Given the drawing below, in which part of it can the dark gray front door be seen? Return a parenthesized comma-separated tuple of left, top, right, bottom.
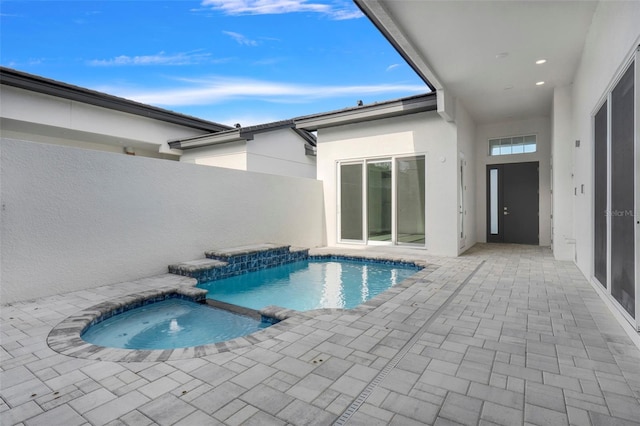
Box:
(487, 162, 539, 244)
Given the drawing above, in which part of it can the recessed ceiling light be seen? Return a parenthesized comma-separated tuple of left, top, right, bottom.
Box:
(536, 59, 547, 65)
(496, 52, 509, 59)
(536, 81, 545, 86)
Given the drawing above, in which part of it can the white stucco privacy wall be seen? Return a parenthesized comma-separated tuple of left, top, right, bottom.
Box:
(475, 117, 552, 246)
(0, 139, 325, 304)
(316, 111, 460, 256)
(568, 1, 640, 277)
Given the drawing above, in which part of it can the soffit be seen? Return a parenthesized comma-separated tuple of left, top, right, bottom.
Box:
(360, 0, 597, 124)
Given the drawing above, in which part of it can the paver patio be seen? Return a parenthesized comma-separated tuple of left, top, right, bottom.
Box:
(2, 244, 639, 425)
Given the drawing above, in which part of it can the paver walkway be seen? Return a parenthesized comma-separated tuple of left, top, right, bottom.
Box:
(2, 244, 639, 425)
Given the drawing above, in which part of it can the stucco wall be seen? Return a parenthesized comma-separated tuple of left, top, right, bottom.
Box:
(1, 138, 325, 304)
(247, 129, 317, 179)
(0, 85, 205, 158)
(178, 129, 316, 179)
(179, 141, 248, 170)
(551, 86, 575, 261)
(454, 100, 477, 254)
(475, 117, 552, 246)
(316, 111, 459, 256)
(570, 1, 640, 277)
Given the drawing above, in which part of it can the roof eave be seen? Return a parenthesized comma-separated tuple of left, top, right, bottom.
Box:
(354, 0, 440, 91)
(170, 120, 299, 150)
(169, 130, 245, 150)
(0, 67, 232, 133)
(295, 92, 437, 131)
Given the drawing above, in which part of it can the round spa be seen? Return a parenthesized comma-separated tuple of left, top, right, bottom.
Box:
(81, 297, 270, 350)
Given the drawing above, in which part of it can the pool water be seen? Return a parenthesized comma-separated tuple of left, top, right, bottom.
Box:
(198, 259, 420, 311)
(81, 298, 269, 350)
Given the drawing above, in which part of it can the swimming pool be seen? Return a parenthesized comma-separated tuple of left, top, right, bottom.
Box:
(197, 258, 420, 311)
(81, 298, 269, 350)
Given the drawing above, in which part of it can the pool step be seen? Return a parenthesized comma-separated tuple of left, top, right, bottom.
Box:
(168, 259, 228, 275)
(168, 243, 309, 283)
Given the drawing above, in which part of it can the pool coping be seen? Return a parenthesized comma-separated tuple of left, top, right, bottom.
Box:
(46, 254, 431, 362)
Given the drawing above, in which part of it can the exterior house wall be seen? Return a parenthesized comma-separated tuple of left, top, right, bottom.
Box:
(179, 141, 248, 170)
(475, 117, 552, 246)
(0, 139, 325, 304)
(569, 1, 640, 277)
(177, 129, 316, 179)
(247, 129, 317, 179)
(0, 85, 204, 158)
(551, 85, 575, 261)
(454, 99, 477, 254)
(316, 111, 460, 256)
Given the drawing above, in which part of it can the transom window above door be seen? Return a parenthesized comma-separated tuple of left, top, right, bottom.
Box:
(338, 155, 425, 246)
(489, 134, 536, 156)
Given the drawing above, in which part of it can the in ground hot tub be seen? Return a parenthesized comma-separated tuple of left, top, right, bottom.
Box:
(81, 297, 270, 350)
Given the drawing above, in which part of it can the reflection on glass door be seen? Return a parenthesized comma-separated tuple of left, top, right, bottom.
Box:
(396, 156, 425, 244)
(367, 161, 392, 243)
(340, 163, 363, 241)
(594, 101, 607, 288)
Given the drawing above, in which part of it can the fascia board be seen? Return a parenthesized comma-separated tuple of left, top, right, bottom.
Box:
(169, 130, 245, 149)
(0, 67, 231, 132)
(295, 95, 436, 131)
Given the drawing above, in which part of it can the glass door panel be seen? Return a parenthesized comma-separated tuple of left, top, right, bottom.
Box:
(396, 156, 425, 245)
(367, 161, 392, 243)
(489, 168, 499, 235)
(594, 101, 608, 288)
(340, 163, 363, 241)
(611, 62, 635, 318)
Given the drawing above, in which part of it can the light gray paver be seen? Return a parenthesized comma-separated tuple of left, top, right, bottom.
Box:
(24, 403, 86, 426)
(2, 244, 640, 426)
(138, 393, 196, 426)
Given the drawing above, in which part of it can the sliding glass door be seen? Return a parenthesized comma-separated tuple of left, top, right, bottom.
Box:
(593, 52, 638, 329)
(338, 156, 425, 246)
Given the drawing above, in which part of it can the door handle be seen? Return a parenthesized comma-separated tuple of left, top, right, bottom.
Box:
(504, 211, 510, 215)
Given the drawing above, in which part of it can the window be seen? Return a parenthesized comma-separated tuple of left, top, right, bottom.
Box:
(489, 135, 536, 156)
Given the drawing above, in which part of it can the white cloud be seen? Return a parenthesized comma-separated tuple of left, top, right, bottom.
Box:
(386, 64, 400, 72)
(214, 113, 283, 127)
(87, 51, 216, 66)
(201, 0, 362, 19)
(101, 75, 426, 107)
(222, 31, 259, 46)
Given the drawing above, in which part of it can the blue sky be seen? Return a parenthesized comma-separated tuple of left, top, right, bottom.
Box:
(1, 0, 428, 126)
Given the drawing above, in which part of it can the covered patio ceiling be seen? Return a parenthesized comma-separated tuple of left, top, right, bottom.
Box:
(357, 0, 598, 124)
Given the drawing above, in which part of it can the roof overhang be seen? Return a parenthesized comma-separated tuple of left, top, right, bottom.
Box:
(295, 92, 436, 131)
(169, 119, 305, 150)
(0, 67, 232, 133)
(355, 0, 598, 124)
